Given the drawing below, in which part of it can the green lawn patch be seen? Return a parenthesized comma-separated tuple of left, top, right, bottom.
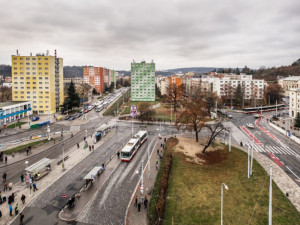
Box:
(6, 122, 27, 129)
(4, 139, 48, 155)
(149, 140, 300, 225)
(120, 100, 160, 116)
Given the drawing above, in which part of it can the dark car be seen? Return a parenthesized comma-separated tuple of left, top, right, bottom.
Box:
(68, 116, 75, 121)
(64, 116, 71, 120)
(31, 116, 39, 121)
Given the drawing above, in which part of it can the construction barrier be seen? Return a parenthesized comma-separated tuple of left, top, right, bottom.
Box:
(30, 120, 50, 130)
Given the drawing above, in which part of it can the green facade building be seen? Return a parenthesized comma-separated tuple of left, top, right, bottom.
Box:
(111, 70, 116, 89)
(131, 60, 155, 101)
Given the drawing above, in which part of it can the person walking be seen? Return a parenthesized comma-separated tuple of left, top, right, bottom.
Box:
(144, 197, 148, 209)
(2, 173, 7, 182)
(26, 148, 29, 156)
(4, 157, 7, 163)
(20, 174, 24, 182)
(11, 192, 15, 202)
(0, 210, 2, 218)
(20, 212, 24, 225)
(9, 204, 13, 216)
(92, 145, 94, 151)
(134, 195, 138, 207)
(21, 194, 26, 204)
(3, 182, 8, 191)
(117, 151, 120, 158)
(33, 182, 38, 191)
(89, 145, 91, 151)
(137, 202, 141, 213)
(77, 143, 79, 149)
(15, 203, 19, 215)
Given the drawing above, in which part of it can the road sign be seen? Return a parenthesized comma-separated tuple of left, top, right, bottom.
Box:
(62, 194, 66, 199)
(140, 185, 144, 194)
(288, 131, 291, 137)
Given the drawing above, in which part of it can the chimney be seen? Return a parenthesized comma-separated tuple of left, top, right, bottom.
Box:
(16, 50, 19, 56)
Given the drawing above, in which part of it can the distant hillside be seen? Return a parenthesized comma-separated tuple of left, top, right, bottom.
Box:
(0, 65, 11, 77)
(253, 59, 300, 81)
(164, 67, 217, 74)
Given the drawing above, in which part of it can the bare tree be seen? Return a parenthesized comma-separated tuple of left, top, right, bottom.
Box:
(167, 83, 184, 113)
(202, 120, 225, 153)
(176, 93, 208, 142)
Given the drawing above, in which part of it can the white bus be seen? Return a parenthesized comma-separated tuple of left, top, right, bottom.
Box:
(120, 131, 148, 162)
(96, 104, 104, 112)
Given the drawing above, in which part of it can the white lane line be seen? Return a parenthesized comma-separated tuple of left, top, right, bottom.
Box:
(273, 146, 283, 154)
(282, 146, 296, 156)
(251, 144, 261, 152)
(286, 166, 300, 180)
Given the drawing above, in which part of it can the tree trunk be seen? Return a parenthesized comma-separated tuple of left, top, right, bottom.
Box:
(202, 145, 209, 154)
(195, 131, 199, 142)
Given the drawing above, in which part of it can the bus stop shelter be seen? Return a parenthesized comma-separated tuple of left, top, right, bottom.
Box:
(83, 166, 102, 188)
(26, 158, 54, 179)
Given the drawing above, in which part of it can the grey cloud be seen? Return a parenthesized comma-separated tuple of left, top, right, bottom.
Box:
(0, 0, 299, 70)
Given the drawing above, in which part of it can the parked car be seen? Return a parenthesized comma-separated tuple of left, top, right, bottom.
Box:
(68, 116, 75, 121)
(64, 116, 71, 120)
(31, 116, 39, 121)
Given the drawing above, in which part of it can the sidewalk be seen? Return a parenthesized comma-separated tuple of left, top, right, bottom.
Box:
(225, 121, 300, 212)
(125, 136, 167, 225)
(1, 128, 116, 225)
(271, 118, 300, 143)
(59, 154, 120, 221)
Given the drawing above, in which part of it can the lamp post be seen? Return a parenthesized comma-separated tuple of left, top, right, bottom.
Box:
(62, 143, 65, 170)
(248, 144, 250, 179)
(228, 129, 231, 152)
(147, 141, 150, 180)
(25, 161, 28, 172)
(269, 165, 272, 225)
(251, 131, 261, 175)
(221, 183, 229, 225)
(140, 159, 144, 195)
(47, 124, 50, 141)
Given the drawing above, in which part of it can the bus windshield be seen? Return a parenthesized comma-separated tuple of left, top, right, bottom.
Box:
(121, 152, 130, 158)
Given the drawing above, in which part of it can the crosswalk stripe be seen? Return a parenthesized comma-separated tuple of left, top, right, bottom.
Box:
(273, 146, 283, 154)
(281, 146, 296, 156)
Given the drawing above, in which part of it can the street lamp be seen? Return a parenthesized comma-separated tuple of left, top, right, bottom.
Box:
(47, 125, 51, 141)
(221, 183, 229, 225)
(251, 131, 261, 175)
(62, 143, 65, 170)
(269, 165, 272, 225)
(140, 159, 144, 195)
(247, 144, 250, 179)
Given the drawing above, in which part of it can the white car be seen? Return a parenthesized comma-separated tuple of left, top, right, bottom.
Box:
(246, 123, 254, 129)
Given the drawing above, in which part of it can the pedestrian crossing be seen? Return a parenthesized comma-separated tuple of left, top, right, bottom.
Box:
(246, 143, 300, 159)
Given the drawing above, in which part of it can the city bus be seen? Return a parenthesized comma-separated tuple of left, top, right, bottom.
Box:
(120, 131, 148, 162)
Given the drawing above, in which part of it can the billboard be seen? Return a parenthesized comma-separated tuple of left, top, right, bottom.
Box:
(130, 105, 137, 118)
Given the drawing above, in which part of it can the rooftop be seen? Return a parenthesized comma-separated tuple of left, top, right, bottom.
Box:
(0, 101, 30, 108)
(281, 76, 300, 81)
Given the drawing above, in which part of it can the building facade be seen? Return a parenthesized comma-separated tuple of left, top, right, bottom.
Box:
(278, 76, 300, 96)
(83, 66, 104, 94)
(11, 52, 64, 115)
(131, 60, 155, 101)
(103, 68, 111, 87)
(289, 88, 300, 118)
(0, 101, 32, 124)
(156, 75, 168, 95)
(63, 77, 83, 86)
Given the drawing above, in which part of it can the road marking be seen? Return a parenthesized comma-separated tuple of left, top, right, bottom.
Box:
(286, 166, 300, 180)
(240, 126, 262, 145)
(268, 153, 284, 167)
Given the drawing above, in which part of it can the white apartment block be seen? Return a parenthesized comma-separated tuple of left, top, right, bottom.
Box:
(215, 74, 265, 100)
(289, 88, 300, 118)
(278, 76, 300, 96)
(156, 75, 169, 95)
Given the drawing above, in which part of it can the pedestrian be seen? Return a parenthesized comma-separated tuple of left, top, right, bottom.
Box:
(4, 157, 7, 163)
(157, 149, 159, 155)
(20, 174, 24, 182)
(11, 192, 15, 202)
(159, 154, 162, 161)
(21, 194, 26, 204)
(137, 202, 141, 213)
(71, 133, 73, 138)
(20, 212, 24, 225)
(117, 151, 120, 158)
(77, 143, 79, 149)
(3, 182, 8, 191)
(92, 145, 94, 151)
(8, 195, 12, 204)
(9, 204, 13, 216)
(2, 172, 7, 182)
(33, 182, 38, 191)
(134, 195, 138, 207)
(84, 137, 86, 141)
(89, 145, 91, 151)
(144, 197, 148, 209)
(15, 203, 19, 215)
(26, 148, 29, 156)
(0, 210, 2, 218)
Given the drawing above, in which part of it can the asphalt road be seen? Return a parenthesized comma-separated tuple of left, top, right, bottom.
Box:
(10, 122, 176, 225)
(230, 109, 300, 187)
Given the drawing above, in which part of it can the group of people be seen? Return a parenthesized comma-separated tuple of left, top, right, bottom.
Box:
(134, 195, 148, 213)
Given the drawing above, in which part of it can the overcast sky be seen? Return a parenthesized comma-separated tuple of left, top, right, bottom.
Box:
(0, 0, 299, 70)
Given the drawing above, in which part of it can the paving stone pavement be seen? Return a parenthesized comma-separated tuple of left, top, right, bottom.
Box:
(2, 129, 116, 225)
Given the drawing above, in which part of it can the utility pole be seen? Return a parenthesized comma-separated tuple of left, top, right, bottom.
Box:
(228, 129, 231, 152)
(269, 165, 272, 225)
(248, 145, 250, 179)
(62, 143, 65, 170)
(140, 159, 144, 195)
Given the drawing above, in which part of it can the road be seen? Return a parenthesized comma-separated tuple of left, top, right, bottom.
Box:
(11, 122, 176, 225)
(230, 110, 300, 187)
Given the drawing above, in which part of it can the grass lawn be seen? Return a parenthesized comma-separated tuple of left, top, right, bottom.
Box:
(6, 122, 27, 129)
(4, 139, 49, 155)
(120, 100, 161, 115)
(149, 139, 300, 225)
